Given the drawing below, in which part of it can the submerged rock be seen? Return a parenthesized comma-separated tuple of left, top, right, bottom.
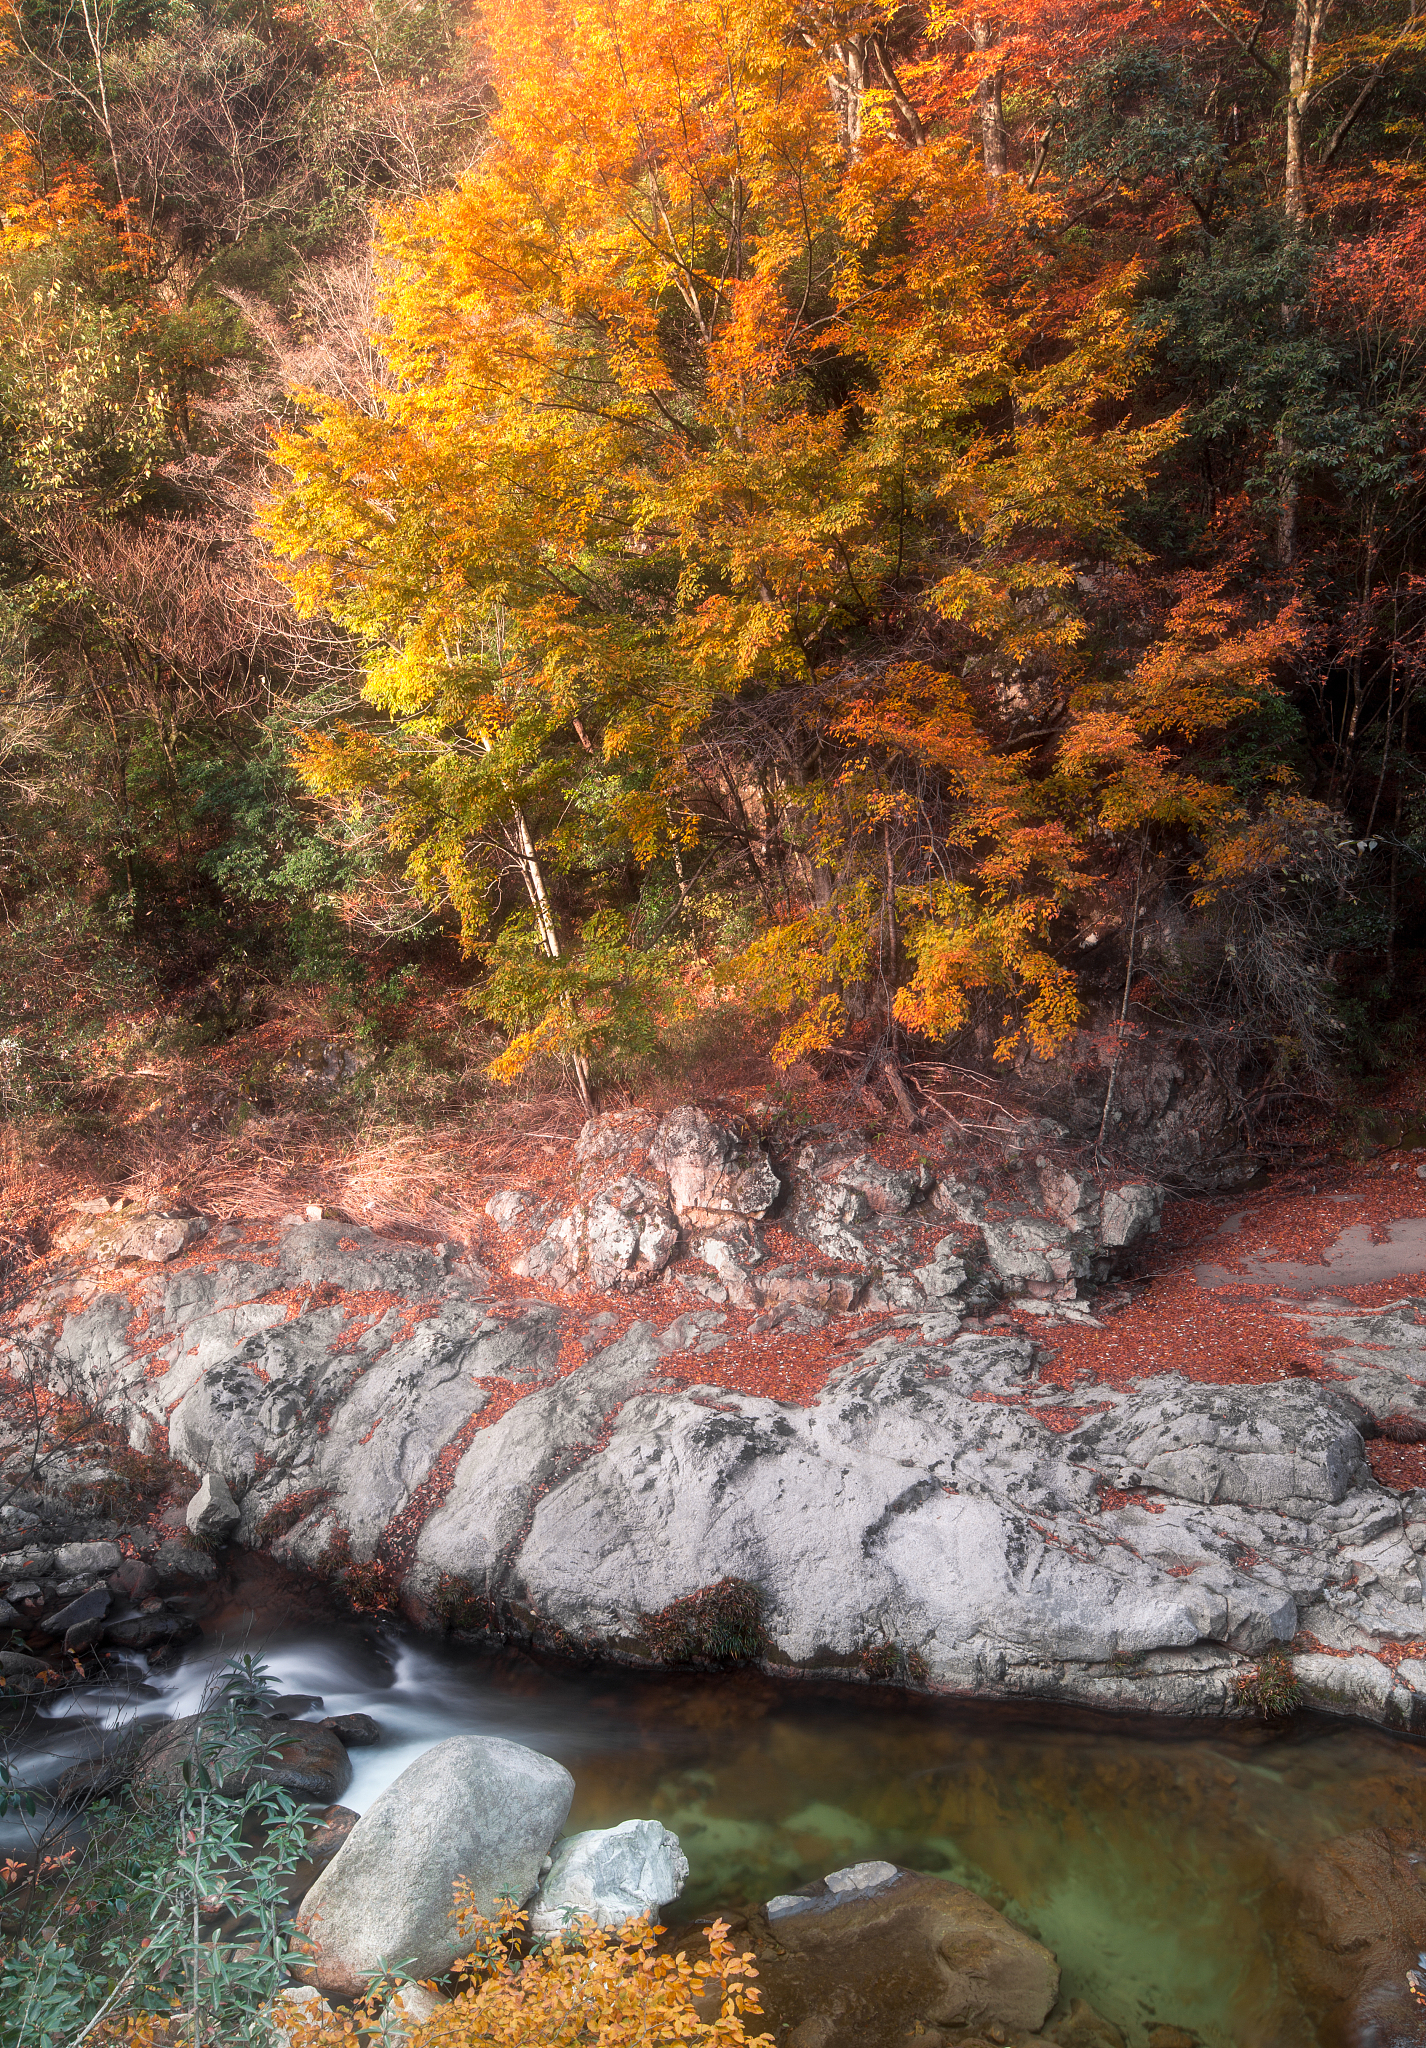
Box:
(1273, 1825, 1426, 2047)
(293, 1733, 573, 1995)
(749, 1863, 1059, 2047)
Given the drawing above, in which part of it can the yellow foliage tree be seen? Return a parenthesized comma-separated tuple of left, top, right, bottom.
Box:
(264, 0, 1196, 1087)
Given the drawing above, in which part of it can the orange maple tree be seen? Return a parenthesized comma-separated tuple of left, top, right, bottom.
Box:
(264, 0, 1317, 1092)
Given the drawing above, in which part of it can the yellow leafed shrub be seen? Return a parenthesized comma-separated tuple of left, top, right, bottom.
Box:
(284, 1891, 774, 2048)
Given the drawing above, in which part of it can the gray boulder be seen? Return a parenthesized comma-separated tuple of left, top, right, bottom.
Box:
(513, 1179, 680, 1293)
(979, 1212, 1093, 1290)
(530, 1819, 688, 1935)
(186, 1472, 240, 1542)
(649, 1108, 779, 1227)
(55, 1540, 120, 1576)
(1100, 1182, 1164, 1249)
(293, 1734, 574, 1995)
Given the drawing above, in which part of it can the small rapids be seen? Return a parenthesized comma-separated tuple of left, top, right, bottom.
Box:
(10, 1614, 1426, 2048)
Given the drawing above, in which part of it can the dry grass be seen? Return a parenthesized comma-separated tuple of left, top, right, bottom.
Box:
(0, 885, 1074, 1289)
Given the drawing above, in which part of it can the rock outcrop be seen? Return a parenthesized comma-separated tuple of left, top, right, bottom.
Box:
(503, 1109, 1162, 1317)
(293, 1734, 574, 1995)
(1014, 1019, 1253, 1189)
(13, 1109, 1426, 1727)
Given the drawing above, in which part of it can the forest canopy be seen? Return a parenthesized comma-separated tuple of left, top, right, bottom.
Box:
(3, 0, 1425, 1124)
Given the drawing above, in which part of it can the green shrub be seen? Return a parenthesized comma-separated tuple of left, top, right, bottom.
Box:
(857, 1640, 931, 1686)
(640, 1579, 768, 1667)
(0, 1655, 311, 2048)
(1234, 1651, 1303, 1718)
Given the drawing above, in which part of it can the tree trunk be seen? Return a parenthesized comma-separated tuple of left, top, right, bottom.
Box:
(1276, 418, 1300, 568)
(1276, 0, 1327, 566)
(512, 803, 595, 1115)
(1284, 0, 1328, 227)
(1095, 846, 1145, 1161)
(972, 18, 1008, 193)
(830, 34, 869, 158)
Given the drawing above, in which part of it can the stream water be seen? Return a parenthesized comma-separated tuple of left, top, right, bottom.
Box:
(11, 1608, 1426, 2048)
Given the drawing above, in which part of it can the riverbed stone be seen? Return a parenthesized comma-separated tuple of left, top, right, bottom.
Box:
(530, 1818, 689, 1934)
(1272, 1827, 1426, 2046)
(132, 1714, 352, 1804)
(748, 1866, 1059, 2047)
(320, 1712, 381, 1747)
(44, 1585, 109, 1637)
(150, 1538, 218, 1586)
(293, 1734, 574, 1995)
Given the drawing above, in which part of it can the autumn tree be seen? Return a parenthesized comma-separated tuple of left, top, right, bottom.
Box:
(266, 0, 1204, 1098)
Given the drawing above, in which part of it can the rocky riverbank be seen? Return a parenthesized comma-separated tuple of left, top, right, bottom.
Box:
(8, 1105, 1426, 1725)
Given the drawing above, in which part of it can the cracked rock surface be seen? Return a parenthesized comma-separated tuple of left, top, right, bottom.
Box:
(14, 1158, 1426, 1729)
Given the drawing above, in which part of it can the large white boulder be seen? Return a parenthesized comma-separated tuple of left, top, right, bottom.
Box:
(529, 1818, 689, 1935)
(293, 1735, 573, 1995)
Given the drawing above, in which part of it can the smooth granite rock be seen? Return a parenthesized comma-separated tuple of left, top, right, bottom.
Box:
(293, 1734, 573, 1995)
(530, 1819, 689, 1934)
